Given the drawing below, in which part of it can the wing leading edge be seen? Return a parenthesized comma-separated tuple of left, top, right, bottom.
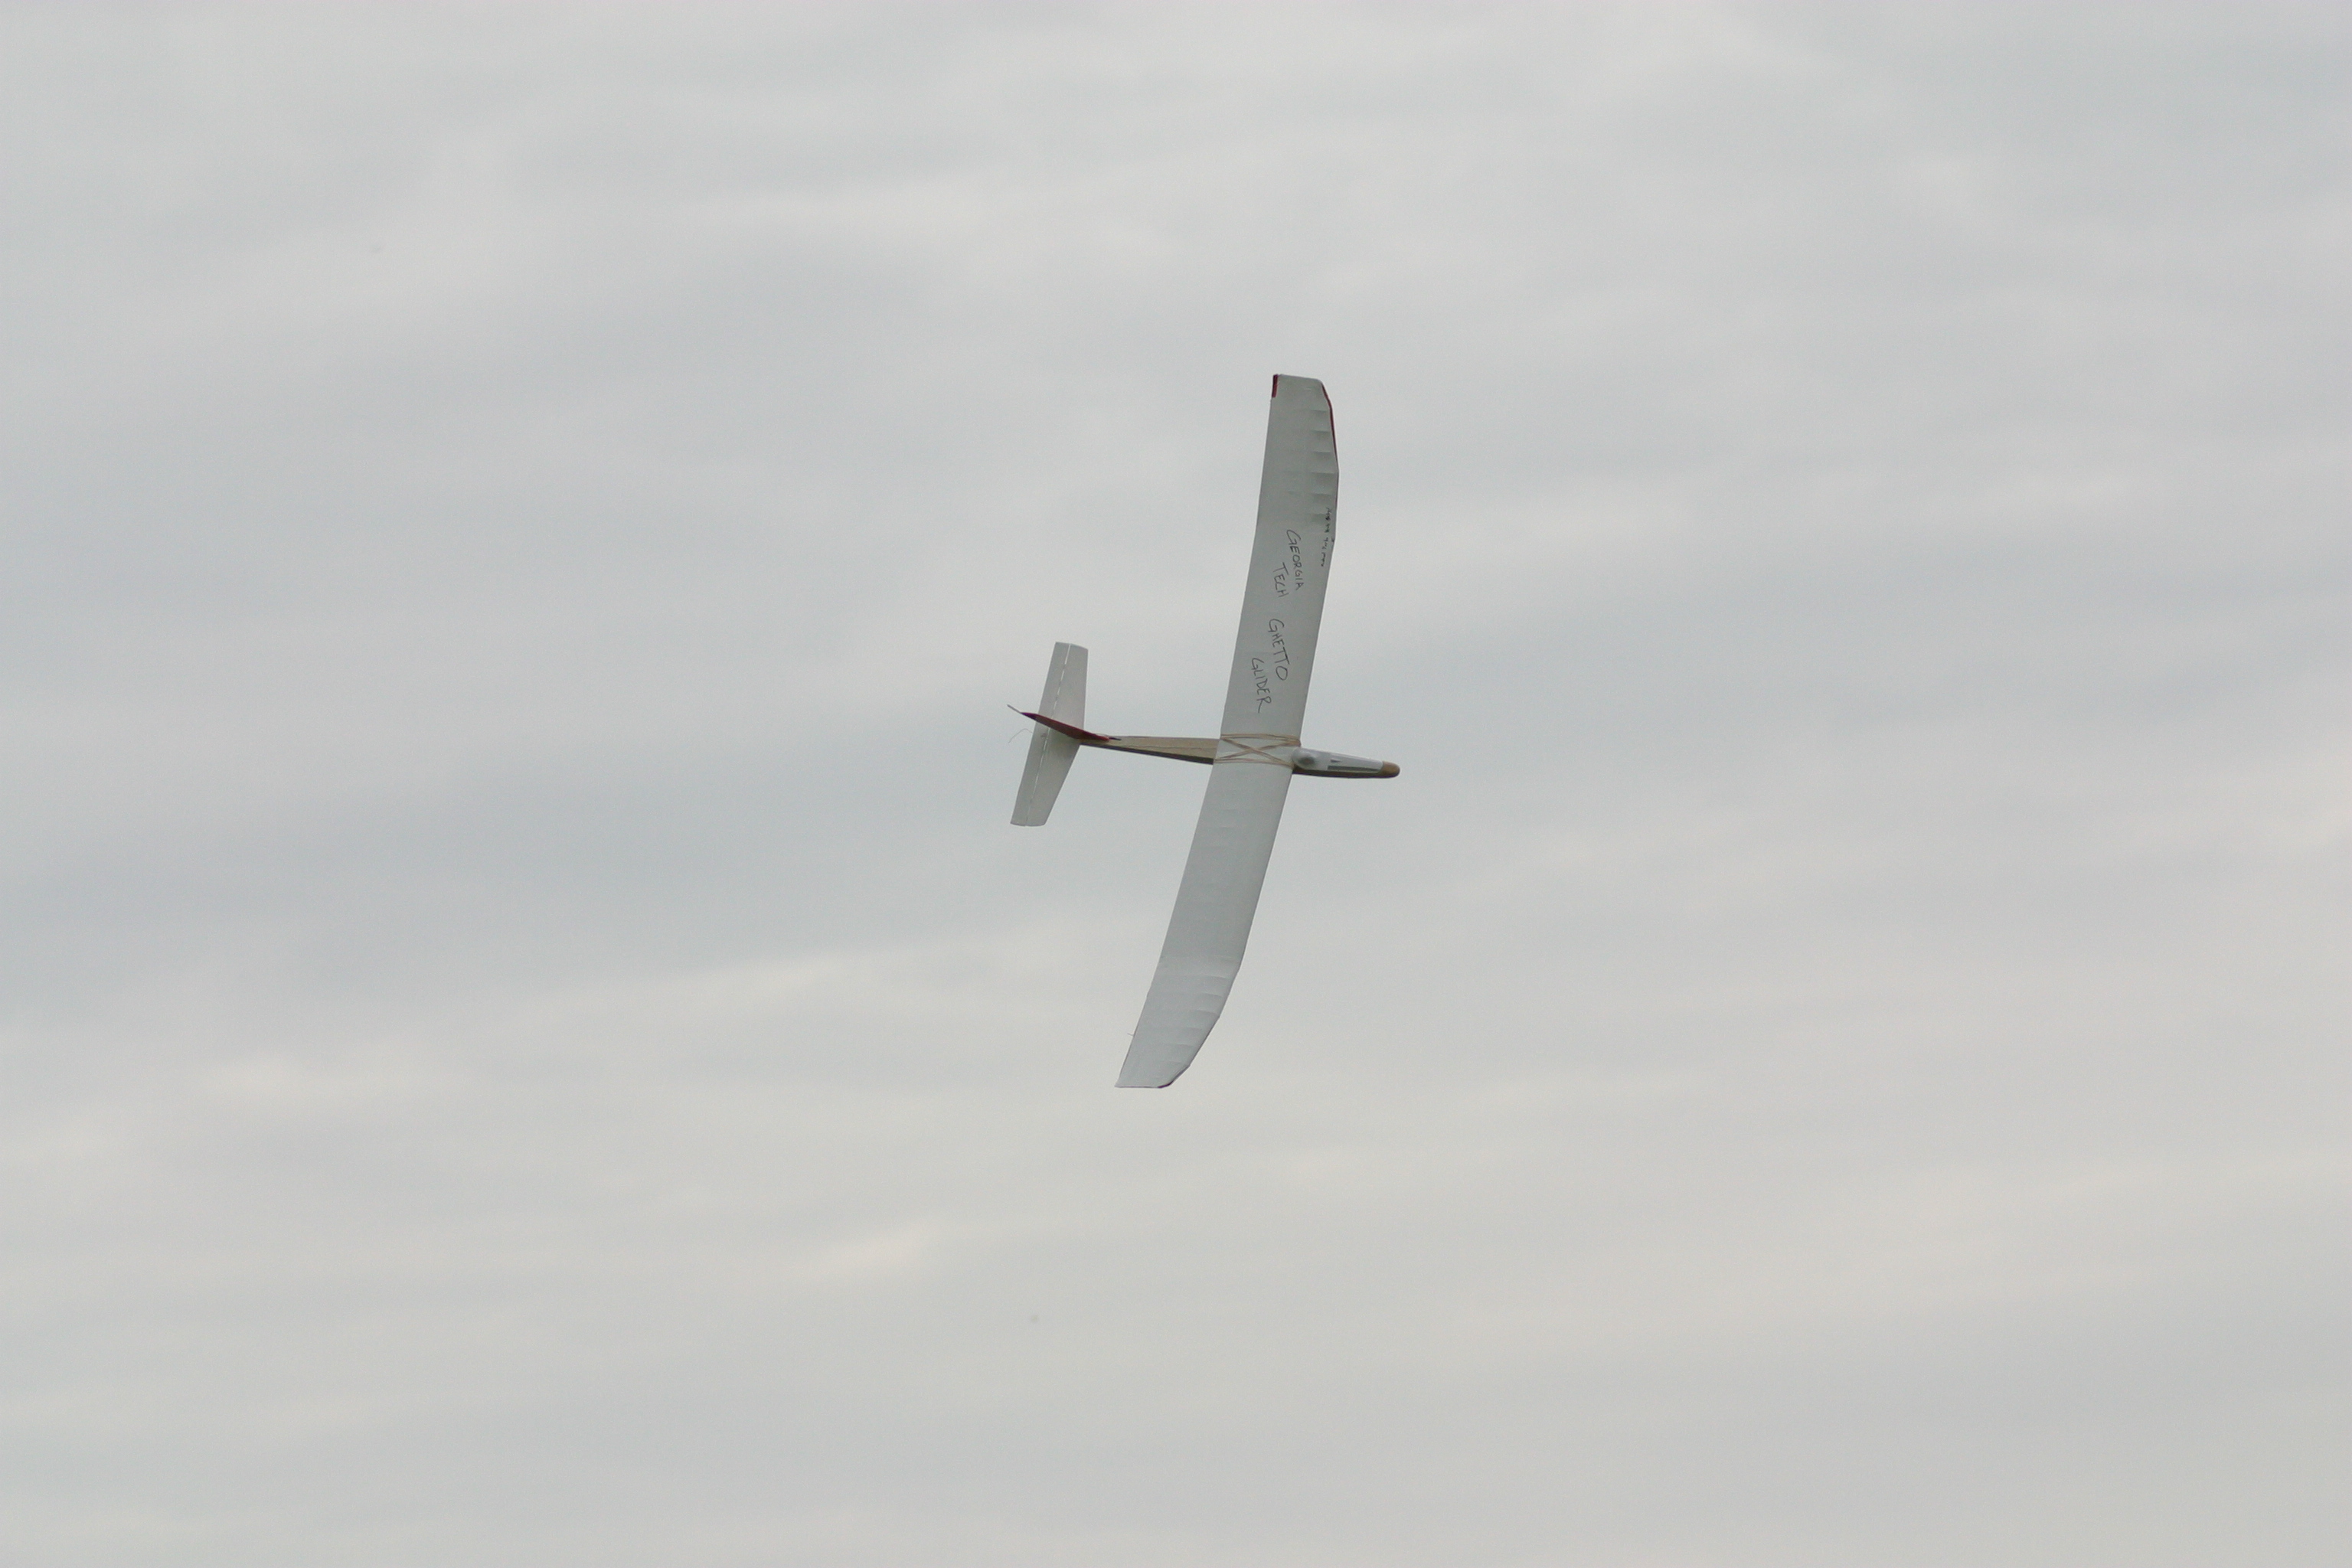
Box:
(1118, 374, 1338, 1088)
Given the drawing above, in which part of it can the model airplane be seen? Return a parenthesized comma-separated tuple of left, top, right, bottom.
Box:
(1010, 374, 1398, 1087)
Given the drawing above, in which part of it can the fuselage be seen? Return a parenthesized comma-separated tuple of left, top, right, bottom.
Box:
(1017, 710, 1397, 778)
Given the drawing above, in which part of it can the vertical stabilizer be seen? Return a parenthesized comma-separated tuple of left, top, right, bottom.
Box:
(1011, 642, 1087, 825)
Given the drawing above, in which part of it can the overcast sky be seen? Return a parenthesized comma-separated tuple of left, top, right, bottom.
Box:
(2, 5, 2345, 1565)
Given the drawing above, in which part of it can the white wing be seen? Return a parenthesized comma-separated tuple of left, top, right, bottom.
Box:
(1119, 375, 1338, 1087)
(1218, 376, 1340, 740)
(1116, 762, 1292, 1086)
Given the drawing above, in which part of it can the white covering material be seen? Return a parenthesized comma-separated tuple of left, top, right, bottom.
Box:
(1119, 375, 1337, 1087)
(1010, 642, 1086, 826)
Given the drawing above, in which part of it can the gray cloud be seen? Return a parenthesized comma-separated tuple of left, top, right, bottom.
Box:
(2, 5, 2344, 1564)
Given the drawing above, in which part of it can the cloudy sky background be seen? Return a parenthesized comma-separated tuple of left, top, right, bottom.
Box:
(2, 5, 2344, 1564)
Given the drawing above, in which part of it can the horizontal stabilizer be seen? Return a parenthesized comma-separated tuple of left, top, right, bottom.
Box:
(1011, 642, 1086, 826)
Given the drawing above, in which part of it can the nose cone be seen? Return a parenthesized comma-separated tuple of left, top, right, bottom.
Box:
(1292, 749, 1400, 778)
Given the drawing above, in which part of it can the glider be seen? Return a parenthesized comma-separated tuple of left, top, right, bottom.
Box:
(1009, 374, 1397, 1087)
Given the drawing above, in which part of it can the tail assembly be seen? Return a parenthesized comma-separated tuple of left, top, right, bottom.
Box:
(1010, 642, 1087, 825)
